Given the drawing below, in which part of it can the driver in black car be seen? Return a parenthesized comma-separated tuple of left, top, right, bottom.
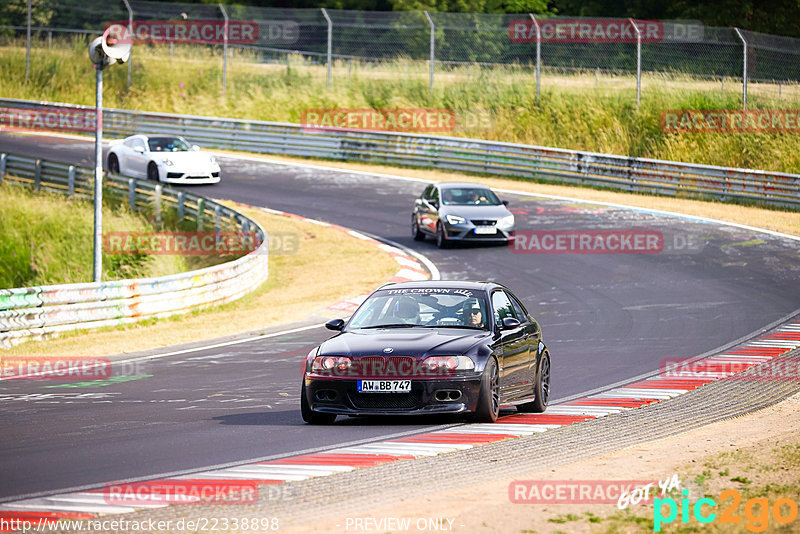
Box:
(463, 301, 485, 328)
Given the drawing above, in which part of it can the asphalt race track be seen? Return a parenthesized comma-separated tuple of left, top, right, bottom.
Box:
(2, 132, 799, 501)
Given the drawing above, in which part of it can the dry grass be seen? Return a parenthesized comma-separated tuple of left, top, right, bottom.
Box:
(3, 204, 398, 358)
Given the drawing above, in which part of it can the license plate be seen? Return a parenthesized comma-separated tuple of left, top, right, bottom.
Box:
(357, 380, 411, 393)
(475, 226, 497, 235)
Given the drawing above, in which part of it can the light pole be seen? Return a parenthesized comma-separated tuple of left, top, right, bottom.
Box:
(88, 24, 131, 282)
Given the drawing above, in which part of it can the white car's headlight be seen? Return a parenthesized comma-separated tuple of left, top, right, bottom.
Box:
(445, 214, 467, 225)
(498, 214, 515, 229)
(162, 158, 175, 167)
(208, 156, 216, 164)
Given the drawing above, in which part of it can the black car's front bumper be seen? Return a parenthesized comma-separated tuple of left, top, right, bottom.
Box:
(304, 375, 483, 416)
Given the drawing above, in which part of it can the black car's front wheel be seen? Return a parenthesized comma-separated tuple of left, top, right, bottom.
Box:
(473, 357, 499, 423)
(412, 215, 425, 241)
(518, 351, 550, 413)
(301, 382, 336, 425)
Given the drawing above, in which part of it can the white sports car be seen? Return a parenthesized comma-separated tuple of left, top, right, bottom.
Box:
(107, 134, 221, 184)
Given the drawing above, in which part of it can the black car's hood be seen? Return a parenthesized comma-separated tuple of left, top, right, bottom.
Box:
(319, 328, 490, 358)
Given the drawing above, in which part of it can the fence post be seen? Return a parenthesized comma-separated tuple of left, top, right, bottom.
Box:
(214, 204, 221, 232)
(197, 198, 205, 231)
(0, 153, 6, 183)
(424, 11, 434, 90)
(629, 18, 641, 106)
(128, 178, 136, 210)
(34, 159, 41, 191)
(122, 0, 133, 90)
(25, 0, 31, 81)
(321, 8, 332, 88)
(67, 165, 75, 197)
(528, 14, 541, 105)
(177, 191, 185, 220)
(734, 28, 748, 110)
(219, 3, 229, 93)
(154, 184, 162, 223)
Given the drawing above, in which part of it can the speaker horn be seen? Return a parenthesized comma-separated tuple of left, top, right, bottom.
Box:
(102, 24, 132, 64)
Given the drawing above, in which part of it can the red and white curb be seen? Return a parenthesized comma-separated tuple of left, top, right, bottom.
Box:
(3, 319, 798, 527)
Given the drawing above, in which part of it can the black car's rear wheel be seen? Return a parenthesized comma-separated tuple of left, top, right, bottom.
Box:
(412, 215, 425, 241)
(518, 351, 550, 413)
(436, 222, 450, 249)
(301, 382, 336, 425)
(473, 357, 499, 422)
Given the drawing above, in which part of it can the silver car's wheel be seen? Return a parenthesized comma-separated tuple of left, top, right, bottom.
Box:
(412, 216, 425, 241)
(436, 223, 449, 249)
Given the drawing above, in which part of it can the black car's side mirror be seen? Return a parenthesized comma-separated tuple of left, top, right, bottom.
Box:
(502, 200, 509, 206)
(501, 317, 521, 330)
(325, 318, 345, 331)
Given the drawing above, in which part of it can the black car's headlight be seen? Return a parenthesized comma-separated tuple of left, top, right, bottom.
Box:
(419, 355, 475, 375)
(311, 355, 353, 376)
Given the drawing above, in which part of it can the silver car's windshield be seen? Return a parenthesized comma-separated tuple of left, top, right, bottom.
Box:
(148, 137, 190, 152)
(348, 288, 489, 330)
(441, 188, 501, 206)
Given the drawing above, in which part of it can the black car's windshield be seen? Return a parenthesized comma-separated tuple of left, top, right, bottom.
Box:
(148, 137, 190, 152)
(348, 288, 490, 330)
(441, 187, 501, 206)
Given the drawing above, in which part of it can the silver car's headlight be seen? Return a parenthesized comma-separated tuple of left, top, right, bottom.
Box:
(445, 214, 467, 225)
(498, 214, 515, 229)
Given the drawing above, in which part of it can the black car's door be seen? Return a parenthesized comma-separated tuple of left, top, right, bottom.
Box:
(491, 290, 531, 400)
(508, 292, 541, 396)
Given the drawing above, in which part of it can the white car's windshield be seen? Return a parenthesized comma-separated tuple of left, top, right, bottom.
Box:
(441, 187, 501, 206)
(148, 137, 190, 152)
(348, 288, 489, 330)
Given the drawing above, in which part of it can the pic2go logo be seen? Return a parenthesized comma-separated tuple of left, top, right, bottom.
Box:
(654, 489, 799, 532)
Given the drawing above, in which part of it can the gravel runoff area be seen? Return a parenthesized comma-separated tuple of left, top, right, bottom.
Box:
(39, 346, 800, 534)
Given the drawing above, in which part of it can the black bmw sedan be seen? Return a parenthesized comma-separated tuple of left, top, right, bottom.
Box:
(301, 281, 550, 424)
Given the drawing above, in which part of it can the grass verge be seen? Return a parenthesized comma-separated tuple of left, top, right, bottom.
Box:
(2, 202, 399, 357)
(0, 183, 195, 287)
(4, 40, 800, 173)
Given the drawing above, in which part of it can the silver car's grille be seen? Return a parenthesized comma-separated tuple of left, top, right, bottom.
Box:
(471, 219, 497, 226)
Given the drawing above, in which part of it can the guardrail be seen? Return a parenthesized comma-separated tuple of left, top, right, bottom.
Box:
(0, 151, 269, 349)
(2, 97, 797, 209)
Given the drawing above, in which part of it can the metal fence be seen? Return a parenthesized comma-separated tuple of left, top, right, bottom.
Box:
(0, 149, 270, 348)
(2, 97, 797, 210)
(3, 1, 800, 106)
